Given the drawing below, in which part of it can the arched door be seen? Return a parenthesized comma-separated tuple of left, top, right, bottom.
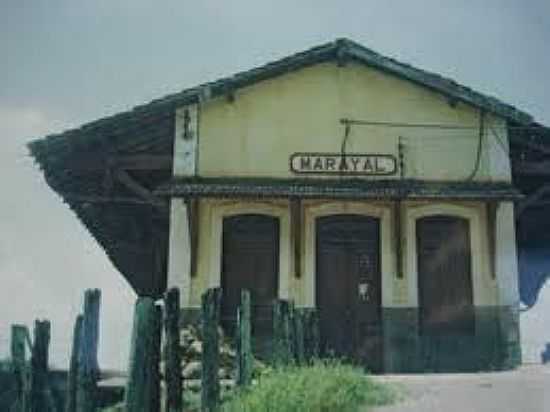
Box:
(417, 215, 474, 336)
(221, 214, 279, 339)
(316, 214, 382, 372)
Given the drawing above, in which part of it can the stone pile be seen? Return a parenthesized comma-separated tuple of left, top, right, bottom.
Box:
(177, 324, 236, 390)
(165, 323, 271, 393)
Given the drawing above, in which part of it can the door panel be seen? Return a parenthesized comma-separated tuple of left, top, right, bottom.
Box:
(417, 216, 474, 336)
(316, 215, 382, 371)
(221, 214, 279, 337)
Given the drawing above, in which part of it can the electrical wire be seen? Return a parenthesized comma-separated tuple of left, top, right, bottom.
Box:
(466, 112, 485, 181)
(341, 118, 478, 130)
(338, 115, 546, 181)
(340, 122, 351, 157)
(340, 118, 547, 132)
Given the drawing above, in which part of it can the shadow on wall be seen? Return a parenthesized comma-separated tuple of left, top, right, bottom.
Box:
(541, 344, 550, 364)
(518, 247, 550, 309)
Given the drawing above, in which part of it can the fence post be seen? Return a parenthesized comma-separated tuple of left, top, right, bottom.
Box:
(76, 289, 101, 412)
(304, 311, 320, 363)
(236, 289, 252, 387)
(293, 310, 305, 366)
(11, 324, 29, 412)
(201, 288, 221, 412)
(65, 314, 83, 412)
(273, 300, 293, 366)
(125, 297, 162, 412)
(164, 288, 182, 412)
(151, 304, 162, 412)
(29, 320, 51, 412)
(273, 300, 282, 365)
(288, 301, 296, 361)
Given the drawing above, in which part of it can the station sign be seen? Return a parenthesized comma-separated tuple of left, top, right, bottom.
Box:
(290, 153, 397, 176)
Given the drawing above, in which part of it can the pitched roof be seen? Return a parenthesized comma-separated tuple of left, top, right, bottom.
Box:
(29, 38, 534, 156)
(141, 37, 532, 123)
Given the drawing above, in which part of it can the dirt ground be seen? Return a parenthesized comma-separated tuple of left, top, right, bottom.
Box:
(370, 365, 550, 412)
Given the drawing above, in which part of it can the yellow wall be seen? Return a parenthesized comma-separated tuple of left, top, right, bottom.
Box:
(197, 62, 510, 181)
(167, 61, 515, 309)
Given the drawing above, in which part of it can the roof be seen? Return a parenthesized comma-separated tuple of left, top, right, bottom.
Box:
(29, 39, 533, 153)
(27, 38, 537, 297)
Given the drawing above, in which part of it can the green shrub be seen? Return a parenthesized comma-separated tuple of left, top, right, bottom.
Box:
(221, 360, 396, 412)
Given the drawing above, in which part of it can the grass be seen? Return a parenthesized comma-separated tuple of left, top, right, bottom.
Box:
(221, 360, 396, 412)
(100, 360, 397, 412)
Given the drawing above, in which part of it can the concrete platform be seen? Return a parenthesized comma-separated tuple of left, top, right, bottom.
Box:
(371, 365, 550, 412)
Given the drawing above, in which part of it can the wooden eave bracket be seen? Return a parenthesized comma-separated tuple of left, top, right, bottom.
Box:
(64, 154, 172, 171)
(290, 198, 302, 278)
(516, 184, 550, 218)
(513, 160, 550, 176)
(115, 169, 166, 210)
(186, 198, 199, 278)
(394, 201, 403, 279)
(510, 136, 550, 157)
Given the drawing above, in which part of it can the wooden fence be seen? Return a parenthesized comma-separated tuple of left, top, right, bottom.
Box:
(5, 287, 320, 412)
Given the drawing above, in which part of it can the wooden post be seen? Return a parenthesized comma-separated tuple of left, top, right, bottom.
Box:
(201, 288, 221, 412)
(293, 310, 305, 366)
(65, 315, 83, 412)
(125, 297, 163, 412)
(303, 311, 311, 363)
(164, 288, 182, 412)
(272, 300, 293, 366)
(11, 325, 29, 412)
(236, 290, 252, 387)
(287, 301, 296, 361)
(77, 289, 101, 412)
(303, 311, 320, 364)
(272, 300, 282, 365)
(29, 320, 51, 412)
(150, 304, 162, 412)
(310, 311, 320, 361)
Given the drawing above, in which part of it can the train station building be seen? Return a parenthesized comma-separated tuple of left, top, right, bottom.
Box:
(31, 39, 547, 372)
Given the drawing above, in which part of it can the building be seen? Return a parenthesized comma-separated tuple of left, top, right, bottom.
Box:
(29, 39, 547, 373)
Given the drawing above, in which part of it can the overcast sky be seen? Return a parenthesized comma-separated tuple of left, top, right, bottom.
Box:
(1, 1, 549, 370)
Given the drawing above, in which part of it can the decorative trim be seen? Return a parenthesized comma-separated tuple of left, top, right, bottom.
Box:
(157, 177, 522, 201)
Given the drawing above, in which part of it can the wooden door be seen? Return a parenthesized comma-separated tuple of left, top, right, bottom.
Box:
(221, 214, 279, 338)
(316, 215, 382, 371)
(417, 216, 474, 336)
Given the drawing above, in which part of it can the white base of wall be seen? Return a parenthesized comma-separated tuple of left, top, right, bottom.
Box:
(521, 280, 550, 363)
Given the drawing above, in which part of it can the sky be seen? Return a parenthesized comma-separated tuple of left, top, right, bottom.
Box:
(0, 1, 549, 370)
